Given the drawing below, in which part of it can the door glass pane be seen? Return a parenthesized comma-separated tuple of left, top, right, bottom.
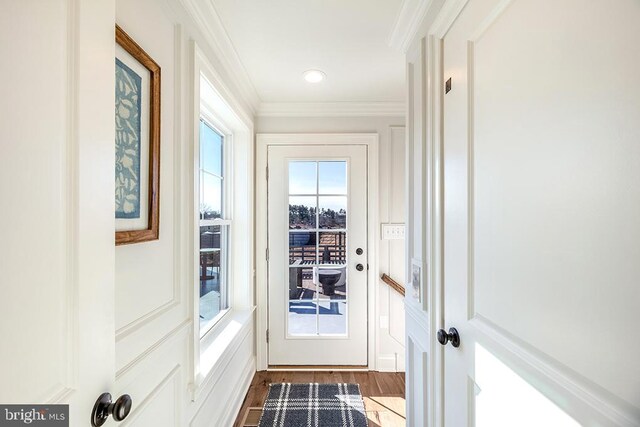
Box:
(316, 267, 343, 299)
(319, 161, 347, 194)
(318, 301, 347, 335)
(287, 160, 349, 337)
(289, 232, 316, 265)
(289, 267, 318, 300)
(317, 267, 347, 300)
(318, 232, 346, 265)
(289, 161, 317, 194)
(319, 196, 346, 229)
(332, 268, 347, 300)
(289, 196, 317, 229)
(288, 300, 318, 335)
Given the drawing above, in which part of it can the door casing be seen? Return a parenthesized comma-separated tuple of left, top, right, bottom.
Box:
(256, 133, 379, 371)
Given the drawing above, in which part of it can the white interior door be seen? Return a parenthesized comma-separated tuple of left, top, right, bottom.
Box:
(268, 145, 368, 366)
(0, 1, 116, 425)
(441, 0, 640, 425)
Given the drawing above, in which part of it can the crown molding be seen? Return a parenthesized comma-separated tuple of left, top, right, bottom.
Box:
(257, 102, 405, 118)
(387, 0, 435, 53)
(179, 0, 261, 116)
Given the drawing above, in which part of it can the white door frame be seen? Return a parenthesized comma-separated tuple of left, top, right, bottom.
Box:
(256, 133, 379, 370)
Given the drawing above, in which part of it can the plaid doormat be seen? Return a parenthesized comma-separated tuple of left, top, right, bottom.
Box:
(258, 383, 368, 427)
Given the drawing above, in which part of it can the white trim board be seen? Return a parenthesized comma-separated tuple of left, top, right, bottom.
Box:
(387, 0, 436, 53)
(178, 0, 260, 116)
(255, 133, 379, 371)
(257, 102, 405, 118)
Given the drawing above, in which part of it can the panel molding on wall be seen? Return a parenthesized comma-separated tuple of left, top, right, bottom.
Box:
(188, 334, 256, 427)
(116, 320, 190, 379)
(406, 334, 429, 427)
(115, 316, 189, 427)
(120, 366, 182, 427)
(470, 315, 640, 425)
(115, 21, 184, 343)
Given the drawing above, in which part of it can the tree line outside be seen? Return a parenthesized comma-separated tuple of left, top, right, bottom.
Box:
(289, 204, 346, 229)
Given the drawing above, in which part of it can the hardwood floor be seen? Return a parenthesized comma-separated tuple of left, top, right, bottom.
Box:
(233, 371, 406, 427)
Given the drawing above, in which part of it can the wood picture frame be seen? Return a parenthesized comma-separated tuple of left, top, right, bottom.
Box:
(115, 25, 161, 245)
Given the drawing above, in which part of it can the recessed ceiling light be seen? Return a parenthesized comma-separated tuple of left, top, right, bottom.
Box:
(303, 69, 326, 83)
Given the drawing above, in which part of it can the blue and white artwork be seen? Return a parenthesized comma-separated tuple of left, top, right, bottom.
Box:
(115, 58, 142, 219)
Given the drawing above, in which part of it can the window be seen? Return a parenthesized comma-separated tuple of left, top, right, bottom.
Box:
(192, 47, 253, 385)
(198, 119, 230, 336)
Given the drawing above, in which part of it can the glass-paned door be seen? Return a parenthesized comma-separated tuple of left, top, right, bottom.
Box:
(268, 145, 368, 365)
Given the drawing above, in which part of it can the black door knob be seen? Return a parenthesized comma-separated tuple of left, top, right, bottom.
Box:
(356, 248, 363, 255)
(437, 327, 460, 348)
(91, 393, 132, 426)
(356, 263, 364, 271)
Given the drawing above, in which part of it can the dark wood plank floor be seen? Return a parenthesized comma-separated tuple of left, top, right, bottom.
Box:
(233, 371, 406, 427)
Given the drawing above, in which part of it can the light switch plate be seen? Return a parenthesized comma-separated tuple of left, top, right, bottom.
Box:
(381, 223, 405, 240)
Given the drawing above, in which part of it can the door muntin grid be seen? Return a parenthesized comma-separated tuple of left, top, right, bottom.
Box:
(287, 160, 349, 337)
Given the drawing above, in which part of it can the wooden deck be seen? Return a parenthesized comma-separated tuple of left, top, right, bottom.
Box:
(234, 370, 406, 427)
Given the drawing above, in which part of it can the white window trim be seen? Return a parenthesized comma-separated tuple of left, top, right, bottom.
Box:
(190, 42, 255, 399)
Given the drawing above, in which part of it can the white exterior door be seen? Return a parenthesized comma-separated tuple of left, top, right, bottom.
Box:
(0, 1, 116, 425)
(440, 0, 640, 425)
(268, 145, 368, 366)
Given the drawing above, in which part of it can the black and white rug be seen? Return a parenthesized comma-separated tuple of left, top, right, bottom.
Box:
(258, 383, 368, 427)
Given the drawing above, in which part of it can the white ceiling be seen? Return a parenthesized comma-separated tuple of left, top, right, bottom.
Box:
(210, 0, 406, 105)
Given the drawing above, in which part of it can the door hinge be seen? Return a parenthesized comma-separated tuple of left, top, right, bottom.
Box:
(266, 248, 269, 261)
(266, 166, 269, 181)
(266, 329, 269, 343)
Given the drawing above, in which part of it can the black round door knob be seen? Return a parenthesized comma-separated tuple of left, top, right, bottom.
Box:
(91, 393, 132, 426)
(356, 263, 364, 271)
(356, 248, 363, 255)
(437, 327, 460, 348)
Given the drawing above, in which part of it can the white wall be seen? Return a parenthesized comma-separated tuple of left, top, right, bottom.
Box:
(114, 1, 254, 426)
(256, 116, 406, 371)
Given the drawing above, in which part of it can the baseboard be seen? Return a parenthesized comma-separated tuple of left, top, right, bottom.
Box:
(268, 365, 368, 371)
(377, 354, 398, 372)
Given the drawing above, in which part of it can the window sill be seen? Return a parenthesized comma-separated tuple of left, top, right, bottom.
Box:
(191, 307, 255, 401)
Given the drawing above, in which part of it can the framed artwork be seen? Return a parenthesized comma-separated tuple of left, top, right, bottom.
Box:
(411, 258, 422, 303)
(115, 25, 161, 245)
